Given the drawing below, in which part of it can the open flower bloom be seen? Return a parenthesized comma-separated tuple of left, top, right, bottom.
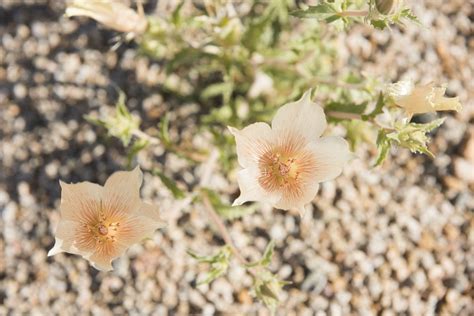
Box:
(48, 167, 164, 271)
(387, 81, 462, 117)
(66, 0, 148, 35)
(229, 90, 351, 215)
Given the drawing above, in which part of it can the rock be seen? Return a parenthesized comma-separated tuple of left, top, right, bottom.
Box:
(454, 157, 474, 183)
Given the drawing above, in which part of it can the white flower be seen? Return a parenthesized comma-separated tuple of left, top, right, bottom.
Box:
(387, 81, 462, 117)
(48, 167, 164, 271)
(229, 90, 352, 215)
(66, 0, 147, 35)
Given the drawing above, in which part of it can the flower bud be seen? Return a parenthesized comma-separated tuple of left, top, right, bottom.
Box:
(387, 80, 462, 117)
(66, 0, 148, 35)
(375, 0, 400, 15)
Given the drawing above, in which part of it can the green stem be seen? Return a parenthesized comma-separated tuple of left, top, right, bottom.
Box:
(326, 111, 395, 131)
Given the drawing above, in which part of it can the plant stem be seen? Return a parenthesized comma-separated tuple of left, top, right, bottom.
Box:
(201, 191, 250, 267)
(326, 110, 396, 131)
(197, 149, 256, 275)
(132, 128, 207, 162)
(337, 10, 369, 17)
(132, 129, 160, 145)
(326, 111, 360, 120)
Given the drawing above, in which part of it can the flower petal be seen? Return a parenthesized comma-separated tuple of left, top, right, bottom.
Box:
(395, 85, 434, 115)
(87, 241, 129, 272)
(306, 136, 352, 183)
(271, 90, 327, 141)
(233, 165, 281, 206)
(48, 220, 90, 257)
(112, 213, 163, 249)
(228, 123, 274, 168)
(136, 202, 166, 227)
(66, 0, 147, 34)
(274, 182, 320, 216)
(431, 86, 462, 112)
(59, 180, 103, 221)
(89, 253, 114, 272)
(103, 166, 143, 215)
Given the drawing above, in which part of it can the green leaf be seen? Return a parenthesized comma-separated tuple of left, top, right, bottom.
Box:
(253, 270, 288, 313)
(86, 92, 140, 147)
(187, 246, 232, 285)
(343, 120, 374, 151)
(201, 188, 257, 220)
(153, 169, 186, 199)
(245, 240, 276, 268)
(126, 138, 149, 168)
(201, 82, 234, 100)
(171, 1, 186, 26)
(389, 118, 445, 157)
(374, 129, 391, 166)
(370, 19, 389, 30)
(260, 240, 275, 267)
(158, 114, 171, 145)
(399, 8, 420, 24)
(374, 118, 445, 166)
(363, 92, 385, 120)
(326, 100, 368, 122)
(84, 114, 107, 128)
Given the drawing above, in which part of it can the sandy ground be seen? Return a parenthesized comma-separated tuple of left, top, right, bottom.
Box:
(0, 0, 473, 315)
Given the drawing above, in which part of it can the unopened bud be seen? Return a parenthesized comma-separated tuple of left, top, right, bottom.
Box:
(66, 0, 147, 35)
(375, 0, 400, 15)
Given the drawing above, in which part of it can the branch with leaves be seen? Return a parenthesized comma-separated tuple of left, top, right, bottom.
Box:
(51, 0, 464, 312)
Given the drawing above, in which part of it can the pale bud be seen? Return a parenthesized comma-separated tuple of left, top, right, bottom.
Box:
(375, 0, 402, 15)
(66, 0, 147, 35)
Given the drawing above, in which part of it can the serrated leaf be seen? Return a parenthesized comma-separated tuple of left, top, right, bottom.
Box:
(188, 246, 232, 285)
(399, 8, 419, 24)
(390, 118, 445, 157)
(370, 19, 389, 30)
(253, 270, 287, 313)
(363, 92, 385, 120)
(260, 240, 275, 267)
(374, 118, 445, 165)
(245, 240, 276, 268)
(153, 169, 186, 199)
(374, 130, 391, 166)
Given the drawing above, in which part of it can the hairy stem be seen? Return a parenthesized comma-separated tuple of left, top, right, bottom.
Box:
(132, 129, 160, 145)
(198, 151, 257, 276)
(201, 191, 251, 267)
(132, 128, 207, 162)
(338, 10, 369, 17)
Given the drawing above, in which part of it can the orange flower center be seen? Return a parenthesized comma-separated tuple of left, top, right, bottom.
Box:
(259, 150, 300, 191)
(92, 221, 120, 243)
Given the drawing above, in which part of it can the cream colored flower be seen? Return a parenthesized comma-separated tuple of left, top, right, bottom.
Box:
(387, 81, 462, 117)
(66, 0, 147, 35)
(229, 91, 352, 215)
(48, 167, 164, 271)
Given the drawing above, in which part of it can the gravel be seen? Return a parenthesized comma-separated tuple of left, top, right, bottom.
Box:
(1, 0, 473, 315)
